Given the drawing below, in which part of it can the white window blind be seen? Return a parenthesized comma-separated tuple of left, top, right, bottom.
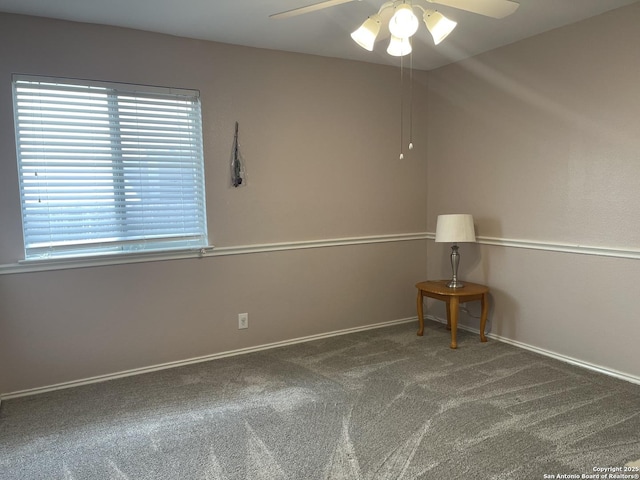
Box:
(12, 75, 208, 260)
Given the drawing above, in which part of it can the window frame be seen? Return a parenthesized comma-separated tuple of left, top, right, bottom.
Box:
(12, 74, 209, 262)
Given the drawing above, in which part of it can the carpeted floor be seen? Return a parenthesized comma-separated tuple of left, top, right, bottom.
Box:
(1, 320, 639, 479)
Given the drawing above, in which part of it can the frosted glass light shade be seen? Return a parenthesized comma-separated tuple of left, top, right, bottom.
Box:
(351, 15, 381, 51)
(424, 11, 457, 45)
(386, 35, 412, 57)
(435, 214, 476, 243)
(389, 4, 419, 38)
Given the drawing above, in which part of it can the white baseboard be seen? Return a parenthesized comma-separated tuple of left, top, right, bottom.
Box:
(426, 315, 640, 386)
(3, 314, 638, 403)
(0, 317, 417, 401)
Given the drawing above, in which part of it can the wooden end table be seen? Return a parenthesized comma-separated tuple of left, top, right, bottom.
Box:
(415, 280, 489, 349)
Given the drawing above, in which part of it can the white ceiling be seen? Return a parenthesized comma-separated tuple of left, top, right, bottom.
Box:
(0, 0, 637, 70)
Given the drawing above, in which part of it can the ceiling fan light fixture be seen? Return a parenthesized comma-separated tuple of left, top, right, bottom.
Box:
(388, 4, 419, 38)
(424, 10, 457, 45)
(350, 14, 381, 51)
(386, 35, 412, 57)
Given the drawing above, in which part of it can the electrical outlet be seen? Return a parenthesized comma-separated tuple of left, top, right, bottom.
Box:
(238, 313, 248, 330)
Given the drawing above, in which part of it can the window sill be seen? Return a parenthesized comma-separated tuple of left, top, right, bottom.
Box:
(0, 247, 215, 275)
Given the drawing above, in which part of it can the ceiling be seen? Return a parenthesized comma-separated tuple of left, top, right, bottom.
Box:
(0, 0, 637, 70)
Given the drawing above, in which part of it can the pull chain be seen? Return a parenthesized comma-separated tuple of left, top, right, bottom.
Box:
(409, 42, 414, 151)
(399, 53, 404, 160)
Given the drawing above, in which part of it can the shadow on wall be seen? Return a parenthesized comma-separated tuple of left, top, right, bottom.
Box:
(423, 283, 519, 340)
(458, 285, 519, 339)
(467, 217, 521, 339)
(473, 215, 502, 281)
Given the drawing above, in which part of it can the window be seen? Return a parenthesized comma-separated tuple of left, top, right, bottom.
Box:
(12, 75, 208, 260)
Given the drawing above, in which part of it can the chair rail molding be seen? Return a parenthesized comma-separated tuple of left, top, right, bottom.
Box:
(0, 232, 429, 275)
(426, 233, 640, 261)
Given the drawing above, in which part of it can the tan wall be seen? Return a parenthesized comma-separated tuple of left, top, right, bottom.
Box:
(426, 3, 640, 379)
(4, 3, 639, 396)
(0, 14, 429, 394)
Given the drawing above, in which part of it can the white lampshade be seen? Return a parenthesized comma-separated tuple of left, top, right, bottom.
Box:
(435, 214, 476, 243)
(389, 4, 419, 38)
(351, 15, 381, 51)
(386, 35, 412, 57)
(423, 11, 457, 45)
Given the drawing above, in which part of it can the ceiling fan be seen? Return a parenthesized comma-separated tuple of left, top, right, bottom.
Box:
(271, 0, 519, 159)
(271, 0, 519, 20)
(271, 0, 520, 56)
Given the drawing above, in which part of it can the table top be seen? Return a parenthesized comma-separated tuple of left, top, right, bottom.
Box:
(416, 280, 489, 296)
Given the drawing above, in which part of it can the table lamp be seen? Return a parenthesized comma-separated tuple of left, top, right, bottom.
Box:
(435, 214, 476, 288)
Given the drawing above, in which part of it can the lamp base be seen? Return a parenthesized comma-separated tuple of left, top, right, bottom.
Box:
(447, 244, 465, 288)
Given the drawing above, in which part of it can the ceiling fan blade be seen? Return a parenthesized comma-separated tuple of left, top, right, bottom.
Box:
(270, 0, 357, 19)
(429, 0, 519, 19)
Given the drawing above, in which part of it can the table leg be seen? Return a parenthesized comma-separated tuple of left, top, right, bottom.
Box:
(449, 297, 459, 349)
(416, 290, 424, 336)
(480, 292, 488, 343)
(445, 301, 451, 331)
